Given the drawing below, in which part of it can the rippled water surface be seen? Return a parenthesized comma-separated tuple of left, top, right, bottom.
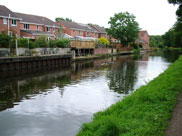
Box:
(0, 50, 181, 136)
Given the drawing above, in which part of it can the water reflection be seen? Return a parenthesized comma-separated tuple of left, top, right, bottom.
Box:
(107, 56, 138, 94)
(0, 50, 182, 136)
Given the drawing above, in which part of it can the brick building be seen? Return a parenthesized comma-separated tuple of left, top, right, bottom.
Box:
(57, 20, 99, 39)
(89, 24, 108, 39)
(0, 5, 21, 37)
(0, 5, 59, 39)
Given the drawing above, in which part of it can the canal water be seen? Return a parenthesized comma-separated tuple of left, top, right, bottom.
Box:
(0, 50, 181, 136)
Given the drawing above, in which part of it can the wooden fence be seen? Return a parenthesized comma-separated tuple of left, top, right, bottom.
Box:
(70, 40, 95, 49)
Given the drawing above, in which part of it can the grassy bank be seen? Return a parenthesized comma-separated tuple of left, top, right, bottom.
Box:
(77, 56, 182, 136)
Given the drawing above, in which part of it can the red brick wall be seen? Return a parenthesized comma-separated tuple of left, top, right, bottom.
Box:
(139, 32, 150, 46)
(20, 31, 33, 38)
(0, 18, 21, 37)
(94, 48, 109, 55)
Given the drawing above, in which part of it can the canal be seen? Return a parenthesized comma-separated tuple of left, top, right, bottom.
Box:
(0, 50, 181, 136)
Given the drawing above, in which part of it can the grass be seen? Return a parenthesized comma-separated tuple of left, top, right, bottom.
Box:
(77, 56, 182, 136)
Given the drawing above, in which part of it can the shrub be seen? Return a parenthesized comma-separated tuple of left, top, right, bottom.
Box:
(18, 38, 29, 48)
(29, 40, 36, 49)
(0, 31, 10, 48)
(35, 35, 48, 48)
(49, 39, 57, 48)
(98, 37, 110, 46)
(56, 38, 70, 48)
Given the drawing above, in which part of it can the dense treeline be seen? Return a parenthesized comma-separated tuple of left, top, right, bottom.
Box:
(163, 0, 182, 48)
(149, 1, 182, 48)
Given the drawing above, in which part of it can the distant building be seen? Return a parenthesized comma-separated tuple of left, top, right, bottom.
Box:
(138, 30, 150, 49)
(89, 24, 108, 39)
(0, 5, 21, 37)
(57, 20, 99, 39)
(0, 5, 59, 39)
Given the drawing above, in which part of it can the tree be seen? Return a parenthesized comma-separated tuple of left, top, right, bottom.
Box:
(162, 29, 175, 47)
(107, 12, 140, 46)
(168, 0, 182, 20)
(98, 37, 110, 46)
(0, 31, 10, 48)
(55, 17, 72, 22)
(149, 35, 164, 48)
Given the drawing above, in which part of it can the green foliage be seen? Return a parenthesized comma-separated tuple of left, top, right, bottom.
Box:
(35, 35, 48, 48)
(168, 0, 182, 20)
(150, 35, 164, 48)
(0, 31, 10, 48)
(107, 12, 140, 46)
(49, 39, 57, 48)
(98, 37, 110, 46)
(55, 38, 70, 48)
(77, 56, 182, 136)
(18, 38, 29, 48)
(55, 17, 72, 22)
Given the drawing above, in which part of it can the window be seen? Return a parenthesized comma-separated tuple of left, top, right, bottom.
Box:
(3, 18, 7, 25)
(47, 27, 51, 32)
(87, 32, 89, 36)
(11, 19, 17, 26)
(53, 28, 55, 32)
(79, 30, 82, 36)
(37, 25, 39, 30)
(24, 24, 30, 30)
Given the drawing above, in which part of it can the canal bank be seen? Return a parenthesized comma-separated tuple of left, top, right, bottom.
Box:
(0, 54, 72, 71)
(77, 56, 182, 136)
(73, 50, 153, 62)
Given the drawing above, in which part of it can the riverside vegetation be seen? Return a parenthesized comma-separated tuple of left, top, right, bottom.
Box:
(77, 56, 182, 136)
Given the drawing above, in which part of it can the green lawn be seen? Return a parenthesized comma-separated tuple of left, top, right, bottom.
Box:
(77, 56, 182, 136)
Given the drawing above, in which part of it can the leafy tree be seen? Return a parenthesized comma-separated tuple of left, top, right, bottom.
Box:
(149, 35, 164, 48)
(0, 31, 10, 48)
(168, 0, 182, 20)
(18, 38, 29, 48)
(162, 29, 175, 47)
(49, 39, 57, 48)
(98, 37, 110, 46)
(55, 17, 72, 22)
(56, 38, 70, 48)
(35, 35, 48, 48)
(107, 12, 140, 46)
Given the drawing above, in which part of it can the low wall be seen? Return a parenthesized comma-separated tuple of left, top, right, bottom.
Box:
(0, 48, 10, 57)
(0, 48, 71, 57)
(94, 48, 117, 55)
(31, 48, 71, 56)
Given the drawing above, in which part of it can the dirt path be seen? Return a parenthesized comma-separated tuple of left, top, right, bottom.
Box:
(165, 93, 182, 136)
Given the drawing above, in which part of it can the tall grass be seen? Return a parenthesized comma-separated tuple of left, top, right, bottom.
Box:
(77, 56, 182, 136)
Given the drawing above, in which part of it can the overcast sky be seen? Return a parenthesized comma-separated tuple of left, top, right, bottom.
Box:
(0, 0, 178, 35)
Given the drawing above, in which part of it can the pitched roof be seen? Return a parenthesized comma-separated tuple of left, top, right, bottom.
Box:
(90, 25, 107, 33)
(21, 30, 55, 36)
(139, 30, 148, 37)
(59, 20, 97, 32)
(15, 12, 59, 27)
(0, 5, 21, 19)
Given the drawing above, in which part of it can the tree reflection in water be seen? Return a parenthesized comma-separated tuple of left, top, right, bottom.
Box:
(107, 56, 138, 94)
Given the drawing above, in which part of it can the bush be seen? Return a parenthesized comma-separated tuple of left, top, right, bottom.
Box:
(98, 37, 110, 46)
(56, 38, 70, 48)
(18, 38, 29, 48)
(35, 35, 48, 48)
(0, 31, 10, 48)
(49, 39, 57, 48)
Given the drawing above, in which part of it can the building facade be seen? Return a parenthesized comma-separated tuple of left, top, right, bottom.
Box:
(0, 5, 59, 39)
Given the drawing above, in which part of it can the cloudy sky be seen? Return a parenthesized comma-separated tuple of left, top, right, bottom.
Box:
(0, 0, 178, 35)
